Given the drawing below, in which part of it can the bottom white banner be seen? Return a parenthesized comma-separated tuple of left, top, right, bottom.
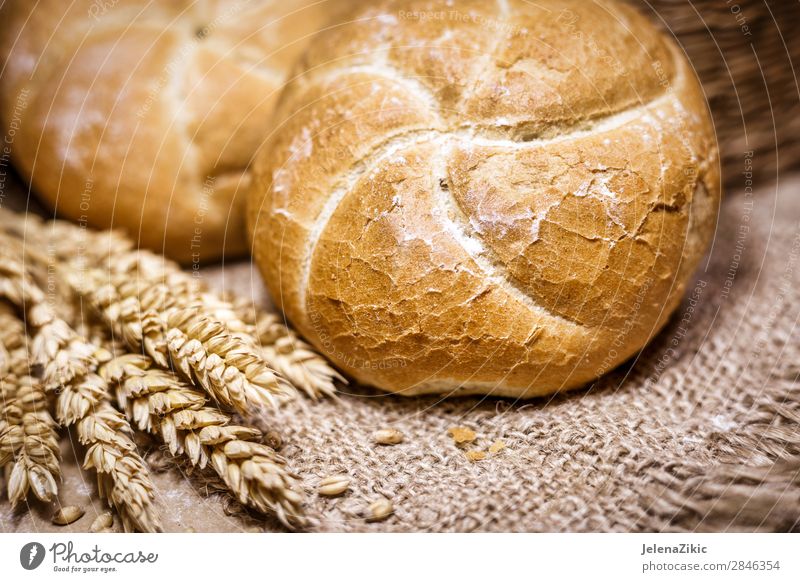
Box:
(0, 533, 796, 581)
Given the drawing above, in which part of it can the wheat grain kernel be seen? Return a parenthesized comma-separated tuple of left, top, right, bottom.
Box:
(373, 428, 404, 445)
(366, 497, 393, 522)
(89, 512, 114, 532)
(53, 506, 85, 525)
(318, 474, 350, 496)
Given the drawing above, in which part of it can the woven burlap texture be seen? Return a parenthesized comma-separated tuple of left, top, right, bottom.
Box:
(3, 177, 799, 533)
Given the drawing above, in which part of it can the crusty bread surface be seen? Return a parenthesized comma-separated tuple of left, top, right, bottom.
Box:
(0, 0, 349, 261)
(250, 0, 721, 397)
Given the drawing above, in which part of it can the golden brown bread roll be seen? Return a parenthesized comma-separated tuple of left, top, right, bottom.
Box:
(248, 0, 721, 397)
(0, 0, 349, 262)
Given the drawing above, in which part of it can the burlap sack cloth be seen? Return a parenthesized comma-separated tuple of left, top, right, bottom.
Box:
(3, 0, 800, 532)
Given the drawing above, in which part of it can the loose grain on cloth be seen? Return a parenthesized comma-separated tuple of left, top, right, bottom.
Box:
(2, 177, 800, 532)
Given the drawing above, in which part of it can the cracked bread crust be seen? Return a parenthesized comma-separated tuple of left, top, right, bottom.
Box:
(247, 0, 721, 397)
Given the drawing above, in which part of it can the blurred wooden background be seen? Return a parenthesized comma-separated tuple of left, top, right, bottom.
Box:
(636, 0, 799, 185)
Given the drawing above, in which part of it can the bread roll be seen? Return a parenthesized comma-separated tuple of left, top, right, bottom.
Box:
(248, 0, 721, 397)
(0, 0, 348, 262)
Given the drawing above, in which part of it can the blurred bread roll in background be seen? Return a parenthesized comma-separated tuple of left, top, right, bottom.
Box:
(248, 0, 721, 397)
(0, 0, 350, 262)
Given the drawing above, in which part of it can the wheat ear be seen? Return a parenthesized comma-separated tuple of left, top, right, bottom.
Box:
(0, 375, 62, 506)
(0, 306, 61, 506)
(0, 238, 160, 531)
(102, 354, 305, 527)
(8, 210, 343, 399)
(57, 371, 162, 532)
(249, 311, 344, 399)
(164, 307, 294, 412)
(79, 263, 295, 413)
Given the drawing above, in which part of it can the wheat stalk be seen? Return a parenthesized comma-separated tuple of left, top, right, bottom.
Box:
(165, 307, 294, 411)
(0, 237, 160, 531)
(0, 375, 62, 506)
(249, 311, 344, 399)
(58, 371, 161, 532)
(0, 208, 133, 270)
(2, 209, 344, 400)
(4, 210, 346, 398)
(0, 303, 27, 377)
(101, 354, 305, 527)
(0, 305, 61, 506)
(2, 210, 320, 527)
(78, 265, 296, 413)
